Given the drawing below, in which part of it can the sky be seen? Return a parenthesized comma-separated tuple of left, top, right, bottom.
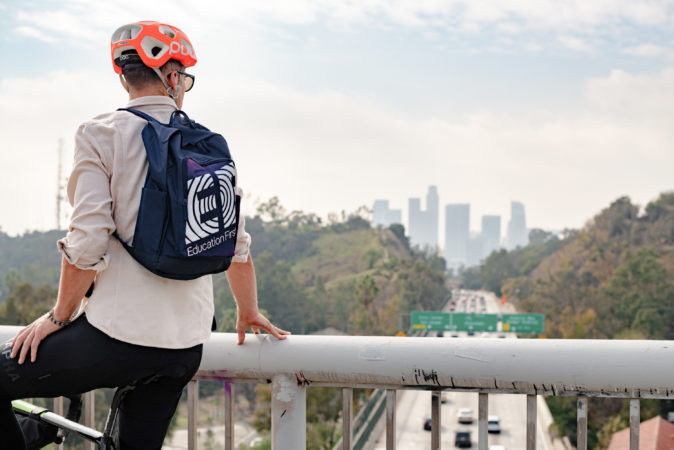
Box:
(1, 0, 673, 240)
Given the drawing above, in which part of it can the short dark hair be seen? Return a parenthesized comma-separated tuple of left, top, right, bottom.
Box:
(118, 52, 183, 89)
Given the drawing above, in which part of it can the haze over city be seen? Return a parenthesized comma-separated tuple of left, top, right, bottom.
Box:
(1, 1, 673, 236)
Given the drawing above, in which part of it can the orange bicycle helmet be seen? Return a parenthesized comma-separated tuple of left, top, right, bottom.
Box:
(111, 21, 197, 74)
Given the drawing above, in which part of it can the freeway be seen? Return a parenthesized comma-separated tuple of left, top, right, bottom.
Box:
(372, 290, 554, 450)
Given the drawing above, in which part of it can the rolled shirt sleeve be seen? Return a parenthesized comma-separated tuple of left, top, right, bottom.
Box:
(231, 186, 251, 263)
(57, 121, 116, 271)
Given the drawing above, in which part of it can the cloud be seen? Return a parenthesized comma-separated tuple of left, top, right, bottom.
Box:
(558, 35, 592, 52)
(15, 26, 58, 43)
(3, 63, 672, 235)
(586, 67, 674, 121)
(623, 44, 674, 60)
(8, 0, 674, 53)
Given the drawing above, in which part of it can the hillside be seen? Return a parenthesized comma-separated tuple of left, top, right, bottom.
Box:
(505, 193, 674, 341)
(0, 229, 64, 300)
(0, 201, 448, 338)
(212, 205, 447, 336)
(462, 191, 674, 449)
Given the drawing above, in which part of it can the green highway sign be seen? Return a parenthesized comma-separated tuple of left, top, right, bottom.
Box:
(457, 313, 498, 332)
(411, 312, 498, 332)
(411, 311, 449, 331)
(502, 313, 545, 334)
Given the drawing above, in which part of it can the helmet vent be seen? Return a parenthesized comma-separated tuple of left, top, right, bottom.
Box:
(159, 25, 176, 39)
(112, 24, 141, 42)
(140, 36, 169, 60)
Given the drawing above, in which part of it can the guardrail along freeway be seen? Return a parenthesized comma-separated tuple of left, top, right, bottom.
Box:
(1, 327, 672, 450)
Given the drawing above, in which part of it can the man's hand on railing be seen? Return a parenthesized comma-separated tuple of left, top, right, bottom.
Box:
(236, 310, 290, 345)
(226, 255, 291, 345)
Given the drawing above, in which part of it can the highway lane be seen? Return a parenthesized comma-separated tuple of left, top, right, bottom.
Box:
(373, 290, 552, 450)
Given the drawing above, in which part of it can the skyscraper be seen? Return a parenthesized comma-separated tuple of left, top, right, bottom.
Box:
(507, 201, 528, 249)
(444, 203, 470, 267)
(466, 235, 484, 267)
(426, 186, 439, 249)
(481, 215, 501, 259)
(372, 200, 402, 228)
(407, 186, 439, 251)
(408, 197, 422, 247)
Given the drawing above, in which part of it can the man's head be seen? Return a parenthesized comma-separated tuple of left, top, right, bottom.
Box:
(111, 21, 197, 105)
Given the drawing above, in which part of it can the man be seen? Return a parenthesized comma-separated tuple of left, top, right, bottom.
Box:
(0, 21, 289, 449)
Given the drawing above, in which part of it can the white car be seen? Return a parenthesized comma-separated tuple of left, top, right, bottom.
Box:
(489, 446, 506, 450)
(488, 415, 501, 433)
(457, 408, 474, 424)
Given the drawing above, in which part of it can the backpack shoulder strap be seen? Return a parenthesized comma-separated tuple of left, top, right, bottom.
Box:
(118, 107, 160, 123)
(117, 107, 178, 190)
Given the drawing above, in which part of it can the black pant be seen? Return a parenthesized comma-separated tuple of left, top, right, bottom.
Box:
(0, 315, 202, 449)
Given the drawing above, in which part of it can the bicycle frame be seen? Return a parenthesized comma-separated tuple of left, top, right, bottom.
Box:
(11, 386, 133, 450)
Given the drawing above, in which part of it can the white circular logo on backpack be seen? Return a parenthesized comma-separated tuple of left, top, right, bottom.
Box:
(185, 162, 236, 245)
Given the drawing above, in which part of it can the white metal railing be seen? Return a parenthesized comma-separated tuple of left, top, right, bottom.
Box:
(189, 333, 674, 450)
(2, 326, 673, 449)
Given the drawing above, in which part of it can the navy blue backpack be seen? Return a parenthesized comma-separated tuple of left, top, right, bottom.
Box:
(117, 108, 240, 280)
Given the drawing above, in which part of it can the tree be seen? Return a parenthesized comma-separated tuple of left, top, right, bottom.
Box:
(604, 248, 674, 339)
(349, 275, 380, 334)
(256, 197, 287, 222)
(388, 224, 408, 248)
(255, 251, 309, 332)
(0, 282, 57, 325)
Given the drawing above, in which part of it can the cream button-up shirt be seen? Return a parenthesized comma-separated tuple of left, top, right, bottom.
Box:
(57, 96, 250, 349)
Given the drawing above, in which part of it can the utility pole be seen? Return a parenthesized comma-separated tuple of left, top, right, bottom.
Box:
(56, 138, 64, 230)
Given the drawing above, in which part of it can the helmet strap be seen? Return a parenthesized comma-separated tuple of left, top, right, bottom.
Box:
(119, 74, 130, 93)
(152, 67, 181, 100)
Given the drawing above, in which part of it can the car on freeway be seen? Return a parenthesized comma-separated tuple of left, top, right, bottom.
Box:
(457, 408, 474, 424)
(489, 446, 506, 450)
(437, 331, 444, 337)
(467, 330, 475, 336)
(423, 418, 432, 431)
(451, 332, 459, 338)
(488, 415, 501, 433)
(497, 333, 506, 338)
(454, 430, 472, 448)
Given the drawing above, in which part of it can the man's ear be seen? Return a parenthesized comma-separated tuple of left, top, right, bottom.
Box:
(166, 70, 179, 91)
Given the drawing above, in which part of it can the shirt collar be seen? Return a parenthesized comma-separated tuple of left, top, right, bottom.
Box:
(126, 95, 178, 109)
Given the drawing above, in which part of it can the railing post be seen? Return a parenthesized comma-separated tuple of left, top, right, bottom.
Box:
(526, 394, 536, 450)
(577, 396, 588, 450)
(54, 397, 64, 450)
(342, 388, 353, 450)
(272, 374, 306, 450)
(187, 379, 199, 450)
(630, 398, 640, 450)
(386, 389, 396, 450)
(478, 392, 488, 450)
(84, 391, 95, 450)
(431, 390, 441, 450)
(224, 382, 234, 450)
